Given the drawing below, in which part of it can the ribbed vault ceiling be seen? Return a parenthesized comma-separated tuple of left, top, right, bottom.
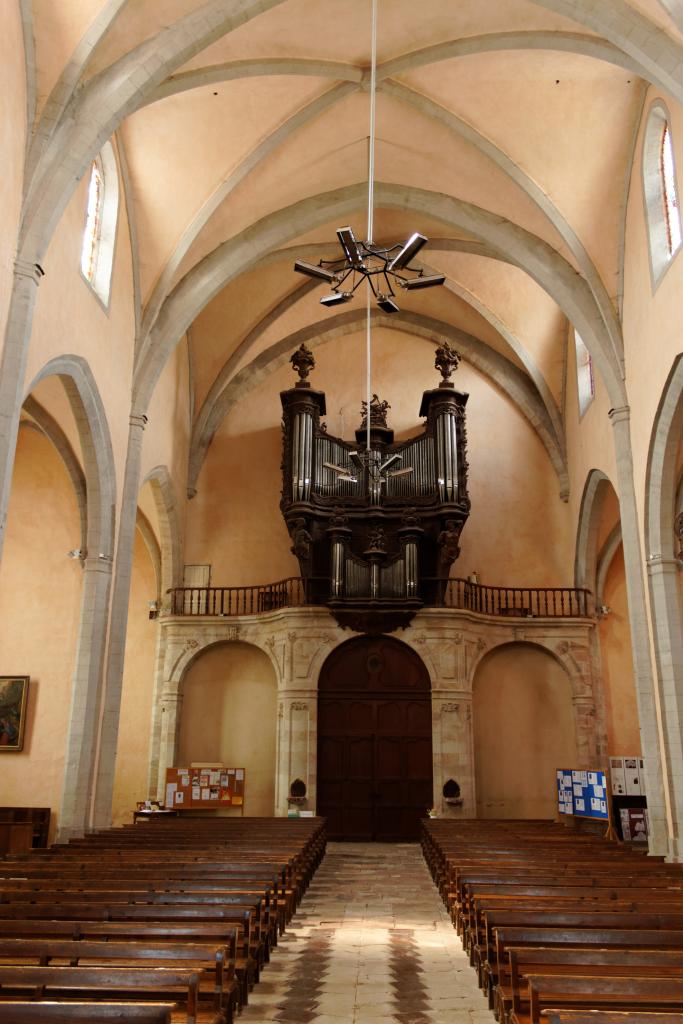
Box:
(26, 0, 683, 496)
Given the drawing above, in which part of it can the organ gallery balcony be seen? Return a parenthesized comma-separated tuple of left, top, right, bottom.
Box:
(167, 577, 593, 620)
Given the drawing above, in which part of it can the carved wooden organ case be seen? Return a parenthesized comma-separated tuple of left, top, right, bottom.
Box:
(280, 342, 470, 631)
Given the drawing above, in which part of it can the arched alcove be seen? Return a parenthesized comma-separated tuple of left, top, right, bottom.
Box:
(473, 642, 578, 819)
(317, 634, 432, 841)
(178, 641, 277, 816)
(0, 423, 83, 840)
(598, 544, 641, 755)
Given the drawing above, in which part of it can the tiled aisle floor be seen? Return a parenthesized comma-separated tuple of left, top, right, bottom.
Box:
(240, 842, 495, 1024)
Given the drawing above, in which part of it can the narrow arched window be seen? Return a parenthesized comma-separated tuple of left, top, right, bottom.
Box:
(661, 123, 682, 256)
(643, 103, 682, 286)
(80, 141, 119, 307)
(575, 330, 594, 417)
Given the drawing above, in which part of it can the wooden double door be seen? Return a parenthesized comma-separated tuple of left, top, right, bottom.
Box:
(316, 636, 433, 842)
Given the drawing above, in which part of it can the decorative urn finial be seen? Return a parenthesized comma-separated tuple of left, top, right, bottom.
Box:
(435, 341, 461, 387)
(290, 343, 315, 386)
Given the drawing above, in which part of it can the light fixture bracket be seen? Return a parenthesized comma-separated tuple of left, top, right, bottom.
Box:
(294, 227, 444, 313)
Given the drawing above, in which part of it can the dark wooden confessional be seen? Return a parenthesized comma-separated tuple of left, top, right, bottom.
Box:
(280, 341, 470, 632)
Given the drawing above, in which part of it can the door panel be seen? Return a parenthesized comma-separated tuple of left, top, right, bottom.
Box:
(317, 695, 433, 841)
(317, 635, 432, 842)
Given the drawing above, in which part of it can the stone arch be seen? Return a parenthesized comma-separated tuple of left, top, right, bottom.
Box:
(528, 0, 683, 104)
(140, 465, 182, 600)
(149, 629, 279, 800)
(644, 353, 683, 859)
(134, 182, 625, 414)
(472, 639, 582, 818)
(596, 523, 624, 607)
(20, 395, 88, 558)
(22, 355, 116, 839)
(574, 468, 619, 598)
(176, 639, 278, 815)
(135, 508, 161, 601)
(187, 307, 567, 498)
(25, 356, 116, 558)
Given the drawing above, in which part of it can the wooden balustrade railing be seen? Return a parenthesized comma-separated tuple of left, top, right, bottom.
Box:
(168, 577, 592, 618)
(429, 578, 592, 618)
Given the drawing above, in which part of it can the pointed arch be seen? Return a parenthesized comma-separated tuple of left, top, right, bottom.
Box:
(134, 181, 626, 415)
(23, 356, 116, 840)
(187, 307, 568, 498)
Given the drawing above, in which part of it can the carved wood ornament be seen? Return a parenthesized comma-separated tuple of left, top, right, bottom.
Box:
(279, 344, 471, 632)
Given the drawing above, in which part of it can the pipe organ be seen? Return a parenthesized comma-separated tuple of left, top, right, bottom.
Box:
(280, 341, 470, 631)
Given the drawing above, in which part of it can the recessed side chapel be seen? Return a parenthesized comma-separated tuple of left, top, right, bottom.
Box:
(1, 0, 683, 865)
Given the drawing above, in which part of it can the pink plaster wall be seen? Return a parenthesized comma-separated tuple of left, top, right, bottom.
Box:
(0, 427, 83, 840)
(177, 642, 277, 816)
(473, 642, 578, 819)
(185, 329, 573, 588)
(598, 546, 641, 756)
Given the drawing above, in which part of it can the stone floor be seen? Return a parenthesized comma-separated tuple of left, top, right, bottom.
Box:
(240, 842, 494, 1024)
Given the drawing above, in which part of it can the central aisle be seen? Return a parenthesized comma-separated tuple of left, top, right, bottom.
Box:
(241, 842, 494, 1024)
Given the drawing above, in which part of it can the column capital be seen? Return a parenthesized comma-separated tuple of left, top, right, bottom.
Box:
(83, 554, 114, 574)
(646, 553, 681, 574)
(608, 404, 631, 424)
(14, 259, 45, 285)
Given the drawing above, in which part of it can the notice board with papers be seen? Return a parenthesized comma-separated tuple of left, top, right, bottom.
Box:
(165, 766, 245, 810)
(557, 768, 609, 820)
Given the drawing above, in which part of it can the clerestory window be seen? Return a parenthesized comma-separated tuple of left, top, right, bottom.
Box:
(643, 103, 682, 286)
(575, 330, 594, 418)
(80, 141, 119, 307)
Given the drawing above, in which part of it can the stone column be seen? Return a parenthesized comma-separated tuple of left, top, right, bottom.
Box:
(432, 691, 475, 817)
(91, 410, 147, 827)
(58, 555, 113, 841)
(0, 259, 44, 564)
(647, 554, 683, 858)
(156, 687, 184, 802)
(145, 625, 166, 800)
(572, 695, 599, 767)
(275, 693, 318, 816)
(610, 405, 669, 855)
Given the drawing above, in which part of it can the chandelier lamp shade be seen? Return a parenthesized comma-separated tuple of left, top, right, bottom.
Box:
(294, 228, 445, 313)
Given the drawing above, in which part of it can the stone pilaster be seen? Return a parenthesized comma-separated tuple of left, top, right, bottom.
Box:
(275, 694, 318, 816)
(91, 411, 147, 828)
(648, 553, 683, 858)
(610, 405, 669, 855)
(58, 555, 113, 841)
(432, 693, 475, 816)
(0, 259, 44, 564)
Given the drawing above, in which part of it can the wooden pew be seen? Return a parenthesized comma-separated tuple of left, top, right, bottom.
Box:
(489, 928, 683, 1007)
(499, 948, 683, 1023)
(0, 939, 237, 1023)
(0, 964, 214, 1024)
(0, 920, 249, 1007)
(542, 1012, 683, 1024)
(0, 1002, 179, 1022)
(515, 974, 683, 1024)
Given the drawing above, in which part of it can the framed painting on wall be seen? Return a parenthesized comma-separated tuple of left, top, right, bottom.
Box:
(0, 677, 29, 752)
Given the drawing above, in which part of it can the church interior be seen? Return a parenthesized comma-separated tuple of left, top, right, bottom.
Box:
(2, 0, 683, 873)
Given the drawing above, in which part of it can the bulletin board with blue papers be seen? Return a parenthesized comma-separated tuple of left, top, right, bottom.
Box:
(557, 768, 609, 820)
